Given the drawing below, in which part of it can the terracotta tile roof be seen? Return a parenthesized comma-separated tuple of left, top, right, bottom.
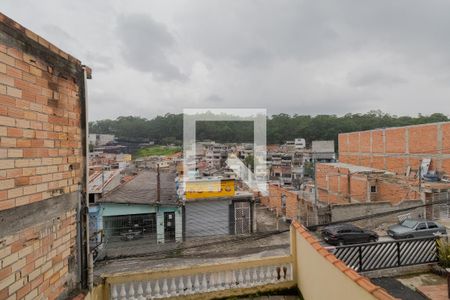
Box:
(292, 221, 398, 300)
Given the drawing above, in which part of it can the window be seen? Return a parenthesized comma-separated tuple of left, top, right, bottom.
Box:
(370, 185, 377, 193)
(428, 222, 438, 229)
(416, 223, 427, 230)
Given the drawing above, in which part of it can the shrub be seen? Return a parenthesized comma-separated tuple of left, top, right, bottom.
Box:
(437, 238, 450, 268)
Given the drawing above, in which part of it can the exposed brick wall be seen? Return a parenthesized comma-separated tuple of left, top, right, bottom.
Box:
(316, 163, 421, 205)
(339, 122, 450, 175)
(0, 42, 83, 211)
(262, 184, 299, 220)
(0, 210, 76, 300)
(0, 13, 88, 300)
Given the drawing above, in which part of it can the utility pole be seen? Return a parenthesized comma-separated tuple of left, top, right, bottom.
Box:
(157, 163, 161, 203)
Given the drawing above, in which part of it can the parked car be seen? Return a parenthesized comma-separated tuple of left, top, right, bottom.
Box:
(387, 219, 447, 239)
(321, 223, 378, 246)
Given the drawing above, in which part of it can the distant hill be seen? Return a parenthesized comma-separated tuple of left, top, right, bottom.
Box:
(89, 111, 449, 146)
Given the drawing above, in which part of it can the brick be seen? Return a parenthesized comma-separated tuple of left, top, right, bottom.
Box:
(7, 149, 22, 158)
(7, 127, 22, 137)
(14, 176, 29, 186)
(0, 116, 15, 126)
(6, 65, 21, 79)
(0, 273, 15, 290)
(16, 283, 31, 300)
(0, 52, 14, 66)
(0, 179, 14, 190)
(6, 86, 22, 98)
(0, 73, 14, 86)
(7, 187, 23, 198)
(1, 252, 19, 268)
(0, 199, 14, 210)
(0, 137, 16, 147)
(0, 160, 14, 169)
(0, 265, 11, 281)
(8, 276, 26, 294)
(11, 257, 26, 272)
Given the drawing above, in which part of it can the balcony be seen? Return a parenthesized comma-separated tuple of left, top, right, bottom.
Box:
(89, 222, 396, 300)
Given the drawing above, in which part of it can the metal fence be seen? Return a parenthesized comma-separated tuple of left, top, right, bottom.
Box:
(332, 236, 439, 272)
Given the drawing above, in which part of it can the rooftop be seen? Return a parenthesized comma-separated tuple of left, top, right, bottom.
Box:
(98, 168, 177, 205)
(320, 162, 390, 174)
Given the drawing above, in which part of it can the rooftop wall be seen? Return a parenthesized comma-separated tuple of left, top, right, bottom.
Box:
(338, 122, 450, 175)
(292, 221, 395, 300)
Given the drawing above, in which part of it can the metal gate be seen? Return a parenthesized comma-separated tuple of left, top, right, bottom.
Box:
(103, 213, 157, 242)
(185, 200, 229, 238)
(234, 201, 251, 234)
(332, 236, 438, 272)
(432, 191, 450, 219)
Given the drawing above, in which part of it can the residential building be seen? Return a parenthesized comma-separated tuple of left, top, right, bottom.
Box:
(338, 122, 450, 176)
(311, 140, 336, 162)
(0, 13, 91, 299)
(88, 133, 115, 147)
(89, 168, 181, 251)
(315, 162, 421, 205)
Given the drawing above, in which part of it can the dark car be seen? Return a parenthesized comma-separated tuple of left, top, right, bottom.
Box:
(387, 219, 446, 239)
(321, 223, 378, 246)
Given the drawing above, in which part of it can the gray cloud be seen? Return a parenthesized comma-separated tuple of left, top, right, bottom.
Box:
(205, 94, 224, 103)
(1, 0, 449, 121)
(348, 70, 407, 87)
(116, 13, 186, 81)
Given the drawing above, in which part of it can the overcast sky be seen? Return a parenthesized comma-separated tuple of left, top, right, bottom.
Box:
(2, 1, 450, 120)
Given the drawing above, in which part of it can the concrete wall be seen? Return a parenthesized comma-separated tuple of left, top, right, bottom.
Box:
(339, 122, 450, 175)
(292, 222, 394, 300)
(330, 200, 424, 229)
(0, 13, 89, 299)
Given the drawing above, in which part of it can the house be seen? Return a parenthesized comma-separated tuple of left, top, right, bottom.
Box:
(89, 168, 182, 249)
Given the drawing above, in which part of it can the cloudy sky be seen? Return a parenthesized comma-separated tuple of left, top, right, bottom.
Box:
(2, 1, 450, 120)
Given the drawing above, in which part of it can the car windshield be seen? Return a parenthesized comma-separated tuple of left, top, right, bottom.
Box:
(400, 219, 418, 228)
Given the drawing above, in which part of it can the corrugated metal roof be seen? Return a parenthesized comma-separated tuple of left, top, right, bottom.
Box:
(98, 169, 177, 205)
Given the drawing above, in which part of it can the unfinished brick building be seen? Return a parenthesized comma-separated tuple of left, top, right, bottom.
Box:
(313, 122, 450, 224)
(315, 163, 421, 205)
(338, 122, 450, 176)
(260, 184, 299, 221)
(0, 13, 91, 299)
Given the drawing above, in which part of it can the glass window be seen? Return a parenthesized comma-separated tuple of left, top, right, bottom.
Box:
(427, 222, 438, 229)
(416, 223, 427, 230)
(401, 219, 418, 228)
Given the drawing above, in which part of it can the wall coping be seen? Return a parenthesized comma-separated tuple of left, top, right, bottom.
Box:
(292, 220, 398, 300)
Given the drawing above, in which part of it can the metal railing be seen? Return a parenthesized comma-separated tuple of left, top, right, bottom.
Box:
(331, 236, 439, 272)
(104, 255, 295, 299)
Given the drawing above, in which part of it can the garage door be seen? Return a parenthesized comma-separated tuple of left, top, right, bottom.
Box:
(185, 200, 229, 238)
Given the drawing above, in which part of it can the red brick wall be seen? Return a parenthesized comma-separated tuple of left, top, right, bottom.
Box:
(316, 163, 420, 204)
(376, 181, 420, 204)
(350, 175, 368, 202)
(339, 122, 450, 175)
(263, 184, 299, 220)
(0, 210, 76, 300)
(0, 13, 87, 300)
